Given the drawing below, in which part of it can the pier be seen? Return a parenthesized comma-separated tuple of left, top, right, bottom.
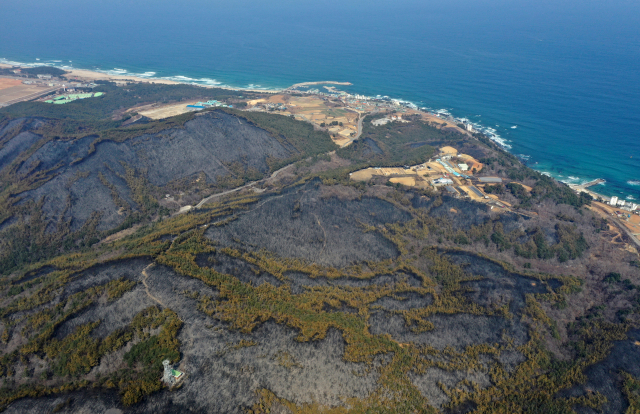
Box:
(577, 178, 605, 189)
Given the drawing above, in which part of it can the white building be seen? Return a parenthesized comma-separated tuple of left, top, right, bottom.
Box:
(432, 178, 454, 186)
(618, 199, 626, 207)
(458, 163, 469, 171)
(162, 360, 184, 386)
(610, 196, 618, 206)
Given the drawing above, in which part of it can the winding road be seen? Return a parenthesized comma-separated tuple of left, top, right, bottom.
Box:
(190, 109, 373, 210)
(193, 162, 296, 209)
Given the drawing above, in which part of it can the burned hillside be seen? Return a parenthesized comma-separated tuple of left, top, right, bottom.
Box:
(0, 85, 638, 413)
(0, 110, 336, 274)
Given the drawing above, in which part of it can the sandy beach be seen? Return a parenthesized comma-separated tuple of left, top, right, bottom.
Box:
(65, 68, 284, 93)
(1, 63, 283, 93)
(63, 69, 182, 85)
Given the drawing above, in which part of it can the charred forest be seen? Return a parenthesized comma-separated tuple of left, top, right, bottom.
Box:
(0, 85, 638, 414)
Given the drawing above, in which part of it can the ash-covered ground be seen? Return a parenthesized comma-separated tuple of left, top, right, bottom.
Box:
(1, 111, 297, 231)
(204, 182, 410, 268)
(5, 263, 381, 414)
(558, 328, 640, 414)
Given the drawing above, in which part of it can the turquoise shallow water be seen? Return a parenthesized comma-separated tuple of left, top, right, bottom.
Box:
(1, 0, 638, 200)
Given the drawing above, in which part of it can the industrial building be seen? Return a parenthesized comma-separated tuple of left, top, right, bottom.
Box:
(433, 178, 454, 186)
(468, 185, 486, 198)
(445, 186, 459, 196)
(44, 92, 104, 104)
(436, 159, 469, 179)
(610, 196, 619, 206)
(478, 177, 503, 183)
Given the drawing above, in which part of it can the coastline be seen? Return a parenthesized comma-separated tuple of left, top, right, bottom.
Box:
(63, 68, 287, 94)
(0, 60, 634, 202)
(0, 62, 284, 94)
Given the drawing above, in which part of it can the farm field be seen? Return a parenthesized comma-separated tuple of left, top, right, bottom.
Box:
(249, 94, 359, 146)
(0, 78, 56, 106)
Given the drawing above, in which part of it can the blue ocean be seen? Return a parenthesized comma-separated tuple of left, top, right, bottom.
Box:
(1, 0, 639, 199)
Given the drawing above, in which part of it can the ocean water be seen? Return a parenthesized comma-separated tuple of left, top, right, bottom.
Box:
(1, 0, 639, 199)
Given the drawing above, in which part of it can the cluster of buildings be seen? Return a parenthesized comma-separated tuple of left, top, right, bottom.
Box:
(436, 158, 470, 179)
(371, 114, 408, 126)
(609, 196, 639, 213)
(187, 100, 233, 110)
(251, 102, 287, 111)
(44, 92, 104, 104)
(290, 87, 420, 113)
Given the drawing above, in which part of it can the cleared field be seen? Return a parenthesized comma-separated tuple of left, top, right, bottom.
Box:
(350, 168, 377, 181)
(624, 214, 640, 235)
(332, 136, 351, 147)
(138, 101, 201, 119)
(0, 78, 23, 90)
(390, 177, 416, 186)
(440, 146, 458, 156)
(338, 129, 355, 137)
(459, 186, 484, 201)
(456, 154, 484, 173)
(287, 97, 357, 122)
(0, 80, 56, 106)
(247, 94, 358, 146)
(487, 194, 512, 207)
(350, 165, 440, 190)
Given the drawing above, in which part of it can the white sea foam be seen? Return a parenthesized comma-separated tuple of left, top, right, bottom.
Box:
(628, 180, 640, 186)
(627, 195, 636, 200)
(424, 106, 512, 149)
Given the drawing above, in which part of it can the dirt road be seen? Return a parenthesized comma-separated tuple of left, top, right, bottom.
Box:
(194, 162, 296, 209)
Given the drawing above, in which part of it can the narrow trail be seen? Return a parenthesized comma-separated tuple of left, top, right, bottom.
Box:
(141, 263, 167, 308)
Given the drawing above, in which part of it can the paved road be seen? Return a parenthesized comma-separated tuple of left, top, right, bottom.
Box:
(590, 203, 640, 250)
(349, 110, 377, 145)
(612, 216, 640, 249)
